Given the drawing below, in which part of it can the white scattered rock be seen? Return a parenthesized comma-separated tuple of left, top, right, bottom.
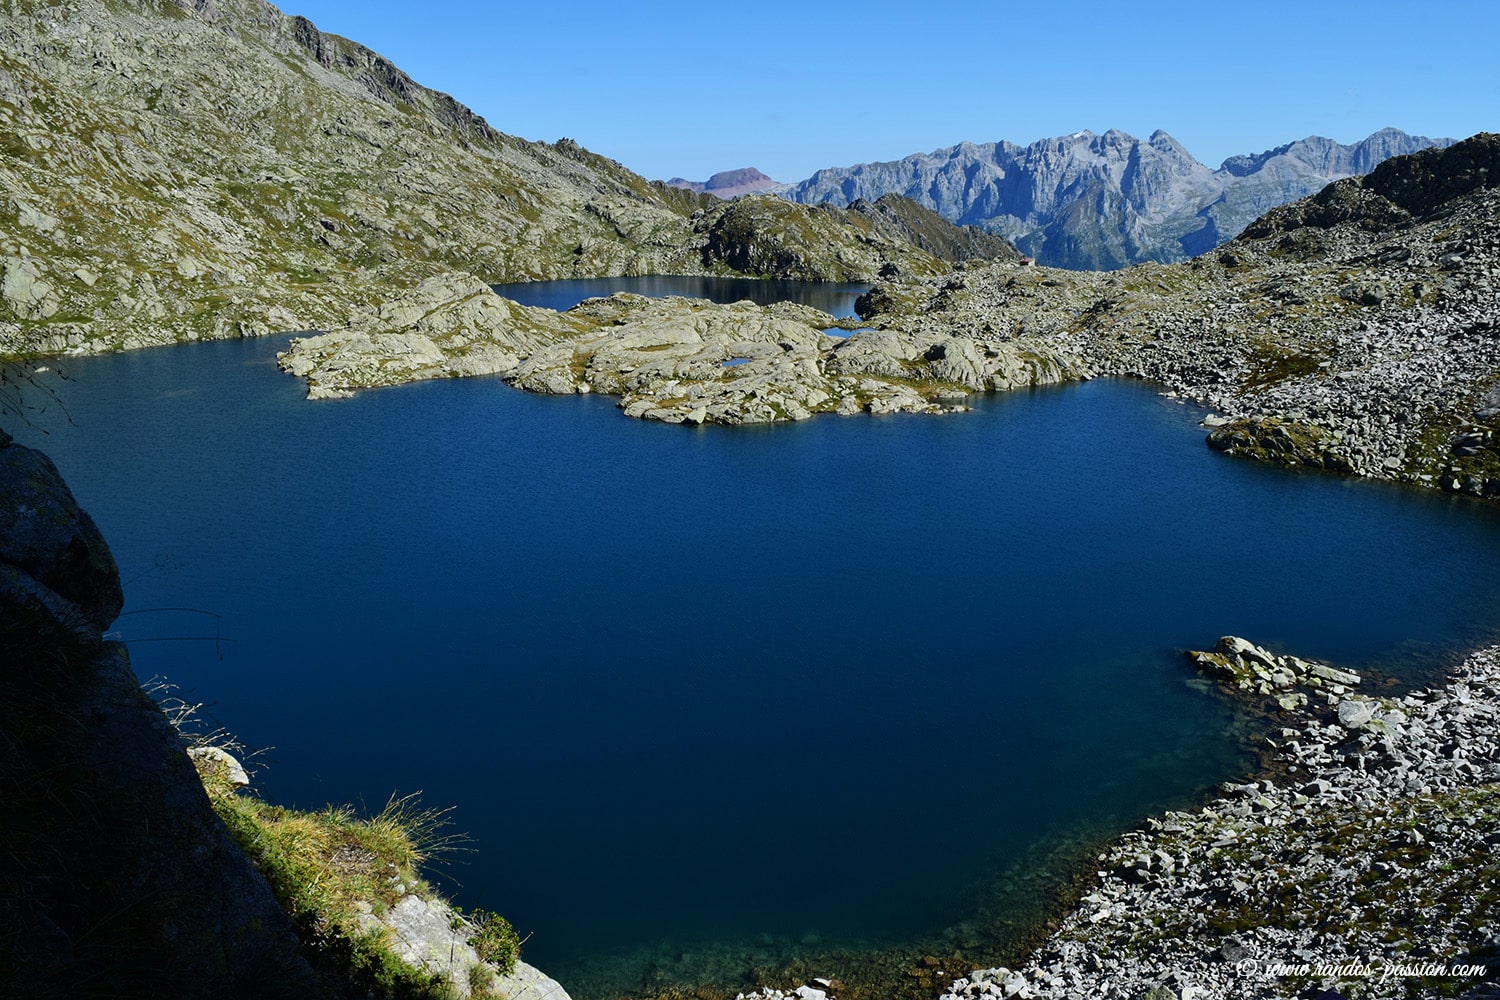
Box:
(187, 745, 250, 787)
(1338, 696, 1378, 730)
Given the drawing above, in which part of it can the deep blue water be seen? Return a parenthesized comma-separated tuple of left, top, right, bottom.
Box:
(15, 281, 1500, 997)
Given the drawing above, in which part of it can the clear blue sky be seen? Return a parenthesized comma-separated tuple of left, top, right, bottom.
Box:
(280, 0, 1498, 183)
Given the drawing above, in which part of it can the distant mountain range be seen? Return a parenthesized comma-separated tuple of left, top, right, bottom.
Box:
(769, 127, 1454, 269)
(665, 167, 780, 199)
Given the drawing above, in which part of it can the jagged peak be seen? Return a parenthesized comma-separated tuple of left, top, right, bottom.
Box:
(1147, 129, 1190, 155)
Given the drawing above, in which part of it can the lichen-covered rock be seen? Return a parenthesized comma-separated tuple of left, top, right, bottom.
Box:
(354, 894, 573, 1000)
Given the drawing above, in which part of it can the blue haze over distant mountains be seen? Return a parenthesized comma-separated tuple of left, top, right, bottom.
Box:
(773, 127, 1453, 269)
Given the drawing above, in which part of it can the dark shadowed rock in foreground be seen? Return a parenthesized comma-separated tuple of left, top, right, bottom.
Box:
(0, 437, 122, 629)
(0, 435, 315, 999)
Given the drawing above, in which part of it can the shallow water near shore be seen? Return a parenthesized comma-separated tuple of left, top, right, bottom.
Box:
(18, 279, 1500, 999)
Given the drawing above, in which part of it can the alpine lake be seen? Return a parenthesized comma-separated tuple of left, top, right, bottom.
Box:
(17, 276, 1500, 999)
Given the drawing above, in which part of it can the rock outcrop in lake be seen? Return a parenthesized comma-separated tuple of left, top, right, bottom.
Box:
(279, 276, 1082, 422)
(777, 127, 1454, 269)
(0, 0, 971, 359)
(283, 135, 1500, 510)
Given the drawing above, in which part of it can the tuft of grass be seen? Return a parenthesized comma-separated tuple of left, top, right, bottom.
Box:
(207, 786, 459, 999)
(156, 686, 503, 999)
(464, 909, 520, 975)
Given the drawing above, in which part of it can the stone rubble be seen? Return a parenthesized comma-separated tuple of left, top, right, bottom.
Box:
(926, 642, 1500, 1000)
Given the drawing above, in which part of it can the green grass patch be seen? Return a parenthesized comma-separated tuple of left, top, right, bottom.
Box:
(201, 770, 475, 999)
(1243, 342, 1327, 390)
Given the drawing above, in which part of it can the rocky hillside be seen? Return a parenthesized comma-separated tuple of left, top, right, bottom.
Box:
(778, 127, 1453, 270)
(845, 193, 1022, 266)
(0, 0, 963, 360)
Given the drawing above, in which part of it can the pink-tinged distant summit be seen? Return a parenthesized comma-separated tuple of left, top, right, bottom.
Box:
(664, 167, 779, 199)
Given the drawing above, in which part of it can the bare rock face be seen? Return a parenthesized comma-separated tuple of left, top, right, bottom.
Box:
(354, 894, 573, 1000)
(1, 257, 59, 320)
(780, 127, 1453, 269)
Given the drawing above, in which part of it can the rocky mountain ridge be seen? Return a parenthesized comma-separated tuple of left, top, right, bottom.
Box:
(777, 127, 1454, 270)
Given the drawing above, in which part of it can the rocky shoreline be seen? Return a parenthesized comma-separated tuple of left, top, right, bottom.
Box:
(864, 135, 1500, 502)
(733, 639, 1500, 1000)
(936, 638, 1500, 1000)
